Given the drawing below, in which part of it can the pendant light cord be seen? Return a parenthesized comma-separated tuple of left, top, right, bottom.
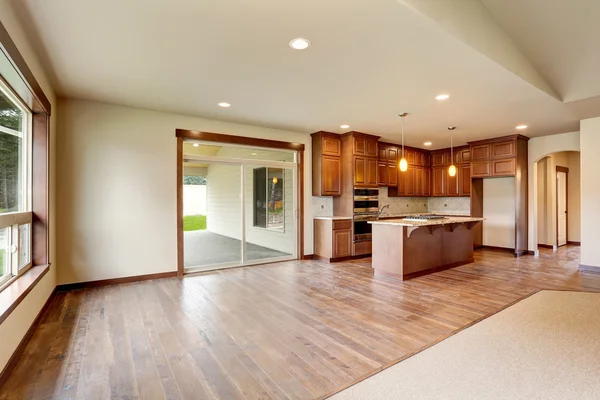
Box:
(401, 116, 405, 158)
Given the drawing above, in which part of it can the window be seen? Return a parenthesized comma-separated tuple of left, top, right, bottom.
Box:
(253, 167, 284, 231)
(0, 79, 32, 290)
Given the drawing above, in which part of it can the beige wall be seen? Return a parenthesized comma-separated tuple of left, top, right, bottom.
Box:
(580, 118, 600, 267)
(0, 0, 57, 373)
(528, 131, 580, 251)
(483, 177, 516, 249)
(56, 98, 312, 284)
(536, 152, 581, 246)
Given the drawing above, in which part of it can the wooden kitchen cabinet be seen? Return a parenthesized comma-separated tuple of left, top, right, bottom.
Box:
(314, 218, 352, 262)
(491, 141, 515, 159)
(459, 164, 471, 196)
(354, 156, 366, 186)
(492, 158, 516, 176)
(432, 167, 446, 196)
(377, 144, 399, 187)
(471, 160, 491, 177)
(415, 167, 429, 196)
(378, 162, 388, 187)
(311, 132, 342, 196)
(354, 156, 378, 187)
(459, 147, 471, 164)
(470, 144, 490, 160)
(432, 151, 445, 167)
(353, 136, 378, 157)
(377, 161, 397, 187)
(321, 156, 342, 195)
(366, 158, 378, 186)
(423, 168, 431, 196)
(395, 166, 415, 196)
(333, 229, 352, 258)
(446, 169, 459, 196)
(388, 163, 398, 187)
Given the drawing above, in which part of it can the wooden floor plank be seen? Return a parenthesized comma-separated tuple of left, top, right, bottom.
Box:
(2, 246, 600, 400)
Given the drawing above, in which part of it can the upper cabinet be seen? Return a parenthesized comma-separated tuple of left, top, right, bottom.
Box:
(353, 134, 378, 157)
(377, 143, 399, 188)
(343, 132, 380, 188)
(468, 135, 527, 178)
(311, 131, 342, 196)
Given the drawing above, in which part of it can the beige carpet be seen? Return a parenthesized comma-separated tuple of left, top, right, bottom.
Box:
(330, 290, 600, 400)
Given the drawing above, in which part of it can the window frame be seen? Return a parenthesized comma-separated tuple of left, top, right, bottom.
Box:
(0, 77, 34, 292)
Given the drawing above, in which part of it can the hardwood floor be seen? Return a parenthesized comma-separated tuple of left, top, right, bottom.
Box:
(2, 246, 599, 400)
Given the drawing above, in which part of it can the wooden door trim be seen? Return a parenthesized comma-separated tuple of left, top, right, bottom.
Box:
(176, 132, 305, 277)
(176, 129, 305, 151)
(556, 166, 569, 247)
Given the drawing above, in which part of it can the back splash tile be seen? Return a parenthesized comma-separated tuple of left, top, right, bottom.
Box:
(379, 187, 428, 214)
(427, 197, 471, 214)
(378, 188, 471, 215)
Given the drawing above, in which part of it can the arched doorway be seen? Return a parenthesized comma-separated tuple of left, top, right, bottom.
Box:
(531, 150, 581, 257)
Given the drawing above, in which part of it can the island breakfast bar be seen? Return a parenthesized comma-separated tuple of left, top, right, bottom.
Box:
(369, 216, 484, 280)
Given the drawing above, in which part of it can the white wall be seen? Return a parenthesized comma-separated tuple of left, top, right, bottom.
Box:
(483, 177, 516, 249)
(536, 157, 549, 245)
(580, 118, 600, 267)
(567, 152, 581, 242)
(528, 131, 580, 251)
(0, 0, 57, 373)
(183, 185, 206, 215)
(56, 98, 312, 284)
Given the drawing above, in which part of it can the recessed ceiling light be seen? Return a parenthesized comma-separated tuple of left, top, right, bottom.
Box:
(289, 38, 310, 50)
(217, 102, 231, 108)
(423, 141, 432, 146)
(516, 125, 528, 130)
(193, 143, 199, 147)
(435, 94, 450, 101)
(251, 152, 258, 156)
(340, 124, 350, 129)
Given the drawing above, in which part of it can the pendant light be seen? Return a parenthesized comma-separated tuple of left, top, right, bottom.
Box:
(399, 113, 408, 172)
(448, 126, 457, 177)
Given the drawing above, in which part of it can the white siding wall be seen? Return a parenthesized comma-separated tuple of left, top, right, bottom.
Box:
(206, 164, 242, 240)
(183, 185, 206, 215)
(204, 146, 295, 254)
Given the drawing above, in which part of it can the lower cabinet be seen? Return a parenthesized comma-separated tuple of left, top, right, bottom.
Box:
(333, 229, 352, 258)
(314, 218, 352, 262)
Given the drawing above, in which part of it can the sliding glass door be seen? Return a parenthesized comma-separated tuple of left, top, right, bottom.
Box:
(182, 142, 297, 273)
(243, 165, 295, 263)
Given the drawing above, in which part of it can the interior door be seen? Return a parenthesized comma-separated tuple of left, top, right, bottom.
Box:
(557, 171, 567, 247)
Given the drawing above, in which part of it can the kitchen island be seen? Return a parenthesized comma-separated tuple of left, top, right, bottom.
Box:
(369, 216, 484, 280)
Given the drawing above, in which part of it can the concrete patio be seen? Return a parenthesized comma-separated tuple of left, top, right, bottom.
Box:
(183, 230, 291, 268)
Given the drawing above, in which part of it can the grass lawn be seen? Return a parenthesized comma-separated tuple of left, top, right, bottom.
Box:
(183, 215, 206, 231)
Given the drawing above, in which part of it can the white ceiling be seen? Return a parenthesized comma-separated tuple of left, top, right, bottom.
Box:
(481, 0, 600, 103)
(11, 0, 593, 149)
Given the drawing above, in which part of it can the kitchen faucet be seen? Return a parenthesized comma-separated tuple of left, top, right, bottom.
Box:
(378, 204, 389, 217)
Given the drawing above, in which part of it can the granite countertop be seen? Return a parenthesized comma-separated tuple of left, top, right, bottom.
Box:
(313, 216, 353, 220)
(369, 216, 484, 227)
(378, 212, 471, 218)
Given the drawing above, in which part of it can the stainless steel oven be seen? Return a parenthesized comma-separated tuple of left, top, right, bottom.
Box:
(353, 188, 379, 214)
(353, 214, 376, 242)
